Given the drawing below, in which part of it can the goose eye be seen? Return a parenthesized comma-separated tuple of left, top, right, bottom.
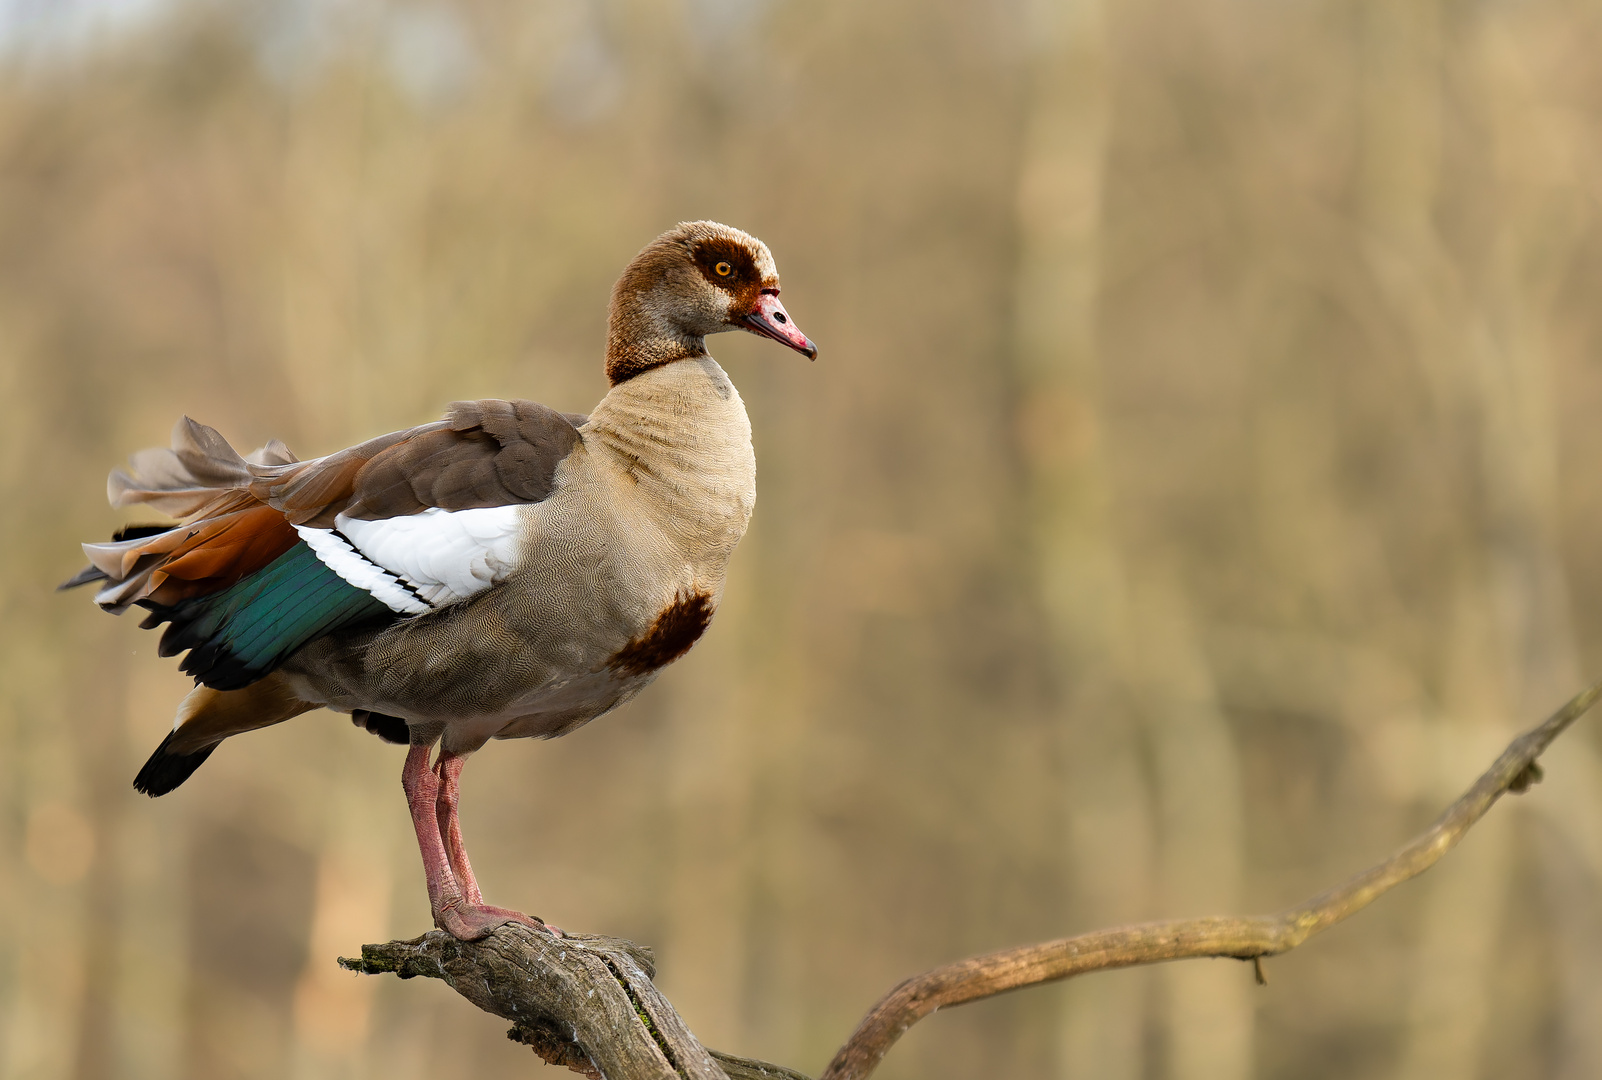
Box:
(715, 261, 732, 277)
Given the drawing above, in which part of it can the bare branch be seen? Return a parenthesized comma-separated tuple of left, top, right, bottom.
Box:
(816, 678, 1602, 1080)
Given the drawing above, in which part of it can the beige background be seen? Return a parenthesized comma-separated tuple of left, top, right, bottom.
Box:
(4, 1, 1602, 1078)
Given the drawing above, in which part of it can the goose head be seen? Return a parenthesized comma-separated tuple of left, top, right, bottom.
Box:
(606, 221, 817, 384)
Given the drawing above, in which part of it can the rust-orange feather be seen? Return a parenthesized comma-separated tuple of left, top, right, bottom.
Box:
(143, 505, 300, 606)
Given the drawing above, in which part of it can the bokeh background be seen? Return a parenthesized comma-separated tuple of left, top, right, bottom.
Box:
(5, 0, 1602, 1077)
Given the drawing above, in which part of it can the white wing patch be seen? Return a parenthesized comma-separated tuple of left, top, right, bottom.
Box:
(296, 526, 430, 614)
(295, 505, 523, 615)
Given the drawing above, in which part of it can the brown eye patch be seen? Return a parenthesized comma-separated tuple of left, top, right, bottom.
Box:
(692, 240, 758, 292)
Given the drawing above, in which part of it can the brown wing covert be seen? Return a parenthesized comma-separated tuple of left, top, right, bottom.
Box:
(251, 399, 583, 526)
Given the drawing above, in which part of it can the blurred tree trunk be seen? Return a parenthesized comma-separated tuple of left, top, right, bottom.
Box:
(108, 663, 195, 1080)
(1134, 576, 1251, 1080)
(1017, 3, 1256, 1075)
(1357, 10, 1507, 1079)
(1012, 4, 1154, 1078)
(1456, 10, 1602, 1077)
(649, 12, 793, 1058)
(1357, 2, 1597, 1077)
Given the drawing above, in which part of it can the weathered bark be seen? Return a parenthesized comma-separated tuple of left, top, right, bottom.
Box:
(344, 679, 1602, 1080)
(339, 927, 810, 1080)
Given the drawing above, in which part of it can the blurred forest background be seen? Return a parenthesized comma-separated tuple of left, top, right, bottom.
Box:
(5, 0, 1602, 1078)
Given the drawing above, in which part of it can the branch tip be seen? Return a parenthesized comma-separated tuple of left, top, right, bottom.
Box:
(816, 676, 1602, 1080)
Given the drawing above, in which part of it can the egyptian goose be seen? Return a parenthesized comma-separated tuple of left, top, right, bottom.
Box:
(63, 222, 816, 940)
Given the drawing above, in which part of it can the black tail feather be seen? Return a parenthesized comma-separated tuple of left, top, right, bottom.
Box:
(133, 729, 218, 796)
(113, 524, 177, 542)
(57, 565, 108, 591)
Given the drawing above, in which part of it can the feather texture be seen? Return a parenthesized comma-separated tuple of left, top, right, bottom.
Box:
(134, 673, 319, 794)
(294, 525, 431, 615)
(69, 401, 580, 688)
(317, 505, 522, 609)
(109, 417, 296, 518)
(249, 399, 583, 527)
(131, 731, 217, 797)
(140, 542, 393, 690)
(66, 399, 579, 619)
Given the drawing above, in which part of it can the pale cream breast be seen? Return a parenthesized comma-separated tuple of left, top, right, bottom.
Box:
(578, 355, 757, 579)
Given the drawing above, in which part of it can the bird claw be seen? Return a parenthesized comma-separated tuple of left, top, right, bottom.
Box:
(435, 900, 562, 941)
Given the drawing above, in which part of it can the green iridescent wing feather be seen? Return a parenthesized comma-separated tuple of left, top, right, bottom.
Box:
(140, 542, 393, 690)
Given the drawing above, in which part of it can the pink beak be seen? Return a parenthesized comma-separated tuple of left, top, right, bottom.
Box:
(740, 292, 818, 359)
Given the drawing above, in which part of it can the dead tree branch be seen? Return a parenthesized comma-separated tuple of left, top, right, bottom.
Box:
(344, 678, 1602, 1080)
(339, 928, 810, 1080)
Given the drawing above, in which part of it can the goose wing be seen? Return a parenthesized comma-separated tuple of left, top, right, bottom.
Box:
(65, 400, 584, 689)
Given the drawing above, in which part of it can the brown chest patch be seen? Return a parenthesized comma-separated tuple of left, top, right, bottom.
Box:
(608, 590, 715, 677)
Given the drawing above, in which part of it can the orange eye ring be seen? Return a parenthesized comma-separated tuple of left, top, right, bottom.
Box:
(715, 261, 732, 276)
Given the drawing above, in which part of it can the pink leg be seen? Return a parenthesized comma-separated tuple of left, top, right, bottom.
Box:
(434, 751, 486, 905)
(402, 742, 464, 921)
(406, 744, 556, 940)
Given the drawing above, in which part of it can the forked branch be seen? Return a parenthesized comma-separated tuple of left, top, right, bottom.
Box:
(345, 678, 1602, 1080)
